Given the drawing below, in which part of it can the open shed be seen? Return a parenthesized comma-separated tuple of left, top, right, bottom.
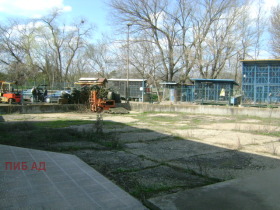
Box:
(107, 79, 147, 101)
(160, 82, 179, 102)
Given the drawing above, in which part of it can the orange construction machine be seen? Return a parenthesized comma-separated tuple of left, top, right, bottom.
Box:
(75, 78, 116, 112)
(89, 90, 115, 112)
(0, 81, 21, 103)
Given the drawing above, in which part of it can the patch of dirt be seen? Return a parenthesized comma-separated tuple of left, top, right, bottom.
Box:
(149, 113, 179, 117)
(3, 111, 280, 201)
(2, 113, 96, 121)
(244, 141, 280, 156)
(199, 123, 280, 132)
(103, 115, 138, 123)
(240, 119, 262, 123)
(173, 129, 277, 149)
(117, 131, 168, 143)
(127, 139, 229, 162)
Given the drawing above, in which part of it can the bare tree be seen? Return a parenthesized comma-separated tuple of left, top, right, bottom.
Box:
(190, 0, 251, 79)
(129, 36, 163, 100)
(85, 36, 115, 78)
(0, 19, 40, 83)
(109, 0, 185, 82)
(270, 4, 280, 58)
(0, 10, 93, 87)
(109, 0, 261, 82)
(38, 10, 93, 85)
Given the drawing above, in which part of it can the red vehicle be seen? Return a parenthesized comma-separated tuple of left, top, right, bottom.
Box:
(0, 81, 21, 103)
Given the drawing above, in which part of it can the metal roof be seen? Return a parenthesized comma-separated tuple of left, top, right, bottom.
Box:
(191, 78, 239, 85)
(241, 59, 280, 65)
(78, 77, 98, 81)
(75, 78, 107, 85)
(108, 79, 147, 82)
(240, 59, 280, 62)
(159, 82, 177, 85)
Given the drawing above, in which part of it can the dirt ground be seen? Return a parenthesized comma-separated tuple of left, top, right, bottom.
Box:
(2, 111, 280, 201)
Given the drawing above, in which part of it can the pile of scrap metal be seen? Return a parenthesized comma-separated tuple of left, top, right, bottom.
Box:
(75, 78, 127, 113)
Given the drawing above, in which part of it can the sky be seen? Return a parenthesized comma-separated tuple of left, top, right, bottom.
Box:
(0, 0, 112, 39)
(0, 0, 280, 57)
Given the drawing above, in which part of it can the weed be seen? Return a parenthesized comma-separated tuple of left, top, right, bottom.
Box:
(236, 136, 242, 150)
(190, 157, 210, 177)
(234, 123, 241, 131)
(129, 178, 185, 200)
(114, 167, 140, 173)
(251, 138, 257, 145)
(95, 112, 103, 134)
(138, 155, 145, 159)
(268, 142, 278, 156)
(0, 121, 36, 132)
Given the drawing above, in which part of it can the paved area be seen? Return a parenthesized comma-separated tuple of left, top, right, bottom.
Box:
(0, 144, 146, 209)
(148, 167, 280, 210)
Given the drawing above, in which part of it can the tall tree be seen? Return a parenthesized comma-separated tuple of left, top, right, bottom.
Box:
(0, 20, 39, 84)
(109, 0, 259, 82)
(0, 10, 93, 87)
(270, 4, 280, 58)
(109, 0, 184, 82)
(38, 10, 93, 85)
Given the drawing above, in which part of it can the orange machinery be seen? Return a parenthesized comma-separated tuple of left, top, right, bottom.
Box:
(75, 78, 116, 112)
(0, 81, 21, 103)
(89, 90, 115, 112)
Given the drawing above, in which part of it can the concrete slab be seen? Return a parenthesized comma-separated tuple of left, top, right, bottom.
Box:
(128, 139, 228, 162)
(148, 167, 280, 210)
(0, 144, 147, 209)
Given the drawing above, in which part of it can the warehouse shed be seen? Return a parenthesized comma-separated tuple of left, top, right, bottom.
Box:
(107, 79, 147, 101)
(191, 79, 238, 104)
(242, 60, 280, 104)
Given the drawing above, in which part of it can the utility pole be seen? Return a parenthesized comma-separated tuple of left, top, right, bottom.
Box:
(126, 23, 132, 102)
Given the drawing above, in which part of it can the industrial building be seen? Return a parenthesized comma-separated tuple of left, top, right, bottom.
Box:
(161, 79, 238, 104)
(242, 60, 280, 104)
(107, 79, 147, 101)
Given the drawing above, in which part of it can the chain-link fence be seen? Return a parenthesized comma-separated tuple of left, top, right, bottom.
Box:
(161, 84, 238, 105)
(19, 81, 75, 91)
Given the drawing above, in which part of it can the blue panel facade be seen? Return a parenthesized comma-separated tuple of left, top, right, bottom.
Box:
(181, 85, 194, 102)
(180, 79, 238, 103)
(193, 79, 236, 103)
(242, 60, 280, 104)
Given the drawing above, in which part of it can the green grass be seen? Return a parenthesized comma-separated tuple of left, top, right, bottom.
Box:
(35, 120, 94, 128)
(0, 121, 124, 150)
(131, 183, 186, 199)
(253, 131, 280, 137)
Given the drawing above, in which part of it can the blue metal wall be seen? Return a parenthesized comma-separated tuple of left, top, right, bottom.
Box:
(180, 79, 237, 103)
(242, 60, 280, 104)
